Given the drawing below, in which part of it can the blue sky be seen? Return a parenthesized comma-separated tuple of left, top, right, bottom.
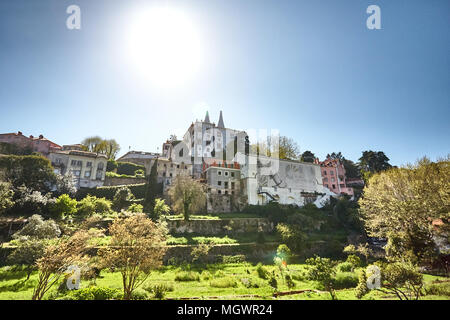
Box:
(0, 0, 449, 165)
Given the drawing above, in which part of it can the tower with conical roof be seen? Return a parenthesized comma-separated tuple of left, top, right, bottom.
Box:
(217, 110, 225, 128)
(204, 111, 211, 123)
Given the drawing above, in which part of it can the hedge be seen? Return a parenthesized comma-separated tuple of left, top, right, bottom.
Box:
(76, 183, 146, 200)
(116, 162, 146, 176)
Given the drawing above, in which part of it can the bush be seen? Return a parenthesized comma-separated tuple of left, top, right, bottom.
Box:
(13, 214, 61, 240)
(113, 187, 134, 211)
(127, 203, 143, 213)
(333, 272, 359, 289)
(221, 255, 246, 264)
(106, 159, 118, 172)
(256, 263, 269, 280)
(346, 254, 362, 270)
(425, 282, 450, 297)
(145, 283, 174, 300)
(50, 194, 77, 219)
(240, 278, 263, 288)
(76, 183, 146, 201)
(336, 262, 353, 273)
(276, 244, 292, 263)
(174, 271, 200, 282)
(210, 277, 238, 288)
(66, 286, 122, 300)
(285, 274, 296, 289)
(77, 196, 112, 217)
(130, 288, 149, 300)
(268, 276, 278, 290)
(117, 162, 146, 176)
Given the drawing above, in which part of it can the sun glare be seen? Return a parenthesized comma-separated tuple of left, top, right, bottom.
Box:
(126, 7, 204, 87)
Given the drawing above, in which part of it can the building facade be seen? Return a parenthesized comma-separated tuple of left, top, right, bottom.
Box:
(0, 131, 61, 156)
(315, 157, 354, 196)
(49, 145, 108, 189)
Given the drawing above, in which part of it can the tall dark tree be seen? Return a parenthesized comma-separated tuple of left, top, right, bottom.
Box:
(326, 152, 343, 161)
(359, 150, 392, 182)
(301, 151, 316, 163)
(144, 159, 161, 216)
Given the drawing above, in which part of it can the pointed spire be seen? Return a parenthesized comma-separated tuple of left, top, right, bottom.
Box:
(204, 111, 210, 123)
(217, 110, 225, 128)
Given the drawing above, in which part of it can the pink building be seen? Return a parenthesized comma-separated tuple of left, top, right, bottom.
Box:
(315, 157, 354, 196)
(0, 131, 61, 156)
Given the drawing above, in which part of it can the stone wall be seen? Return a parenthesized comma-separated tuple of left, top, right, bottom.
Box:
(104, 176, 147, 186)
(167, 218, 273, 235)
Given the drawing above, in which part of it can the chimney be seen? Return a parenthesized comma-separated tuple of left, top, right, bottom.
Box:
(39, 134, 43, 139)
(29, 135, 34, 139)
(18, 131, 22, 135)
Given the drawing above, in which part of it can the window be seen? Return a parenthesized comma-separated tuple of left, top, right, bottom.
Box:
(84, 170, 91, 178)
(325, 184, 329, 188)
(332, 184, 336, 189)
(323, 178, 328, 182)
(163, 172, 166, 177)
(330, 171, 334, 175)
(86, 162, 92, 167)
(185, 166, 187, 169)
(170, 173, 173, 177)
(224, 182, 228, 188)
(331, 178, 335, 182)
(231, 191, 235, 195)
(323, 171, 327, 175)
(225, 191, 228, 195)
(177, 164, 180, 169)
(218, 190, 221, 194)
(170, 164, 173, 168)
(231, 182, 235, 189)
(72, 170, 81, 177)
(218, 181, 222, 186)
(218, 171, 222, 176)
(231, 172, 234, 177)
(225, 171, 229, 176)
(97, 163, 104, 170)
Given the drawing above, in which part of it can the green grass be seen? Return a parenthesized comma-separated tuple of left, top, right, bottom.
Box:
(1, 263, 448, 300)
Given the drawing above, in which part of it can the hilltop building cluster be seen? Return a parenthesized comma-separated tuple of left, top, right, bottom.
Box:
(0, 111, 356, 211)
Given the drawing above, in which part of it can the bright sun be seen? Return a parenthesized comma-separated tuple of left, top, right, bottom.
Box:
(126, 7, 203, 87)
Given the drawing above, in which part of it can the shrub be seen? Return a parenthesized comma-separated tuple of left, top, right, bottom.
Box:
(221, 255, 246, 264)
(77, 196, 112, 217)
(333, 272, 359, 289)
(276, 244, 292, 263)
(346, 254, 362, 270)
(425, 283, 450, 297)
(336, 262, 353, 273)
(240, 278, 263, 288)
(67, 286, 122, 300)
(130, 288, 149, 300)
(13, 214, 61, 240)
(50, 194, 77, 219)
(268, 276, 278, 290)
(201, 271, 213, 281)
(113, 187, 134, 211)
(117, 162, 146, 176)
(256, 263, 269, 280)
(145, 282, 174, 300)
(210, 277, 238, 288)
(285, 274, 296, 289)
(174, 271, 200, 282)
(128, 203, 143, 213)
(106, 159, 118, 172)
(76, 183, 146, 201)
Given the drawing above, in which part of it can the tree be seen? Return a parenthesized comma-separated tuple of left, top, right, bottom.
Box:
(103, 139, 121, 160)
(54, 172, 77, 197)
(144, 159, 161, 213)
(359, 157, 449, 264)
(326, 152, 343, 161)
(32, 230, 90, 300)
(152, 198, 170, 220)
(0, 155, 56, 192)
(168, 176, 206, 221)
(0, 180, 13, 214)
(81, 136, 120, 160)
(301, 150, 315, 163)
(358, 150, 392, 182)
(99, 214, 167, 300)
(250, 135, 301, 160)
(305, 256, 337, 300)
(357, 262, 423, 300)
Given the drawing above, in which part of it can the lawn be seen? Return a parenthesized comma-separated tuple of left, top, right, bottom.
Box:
(0, 263, 448, 300)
